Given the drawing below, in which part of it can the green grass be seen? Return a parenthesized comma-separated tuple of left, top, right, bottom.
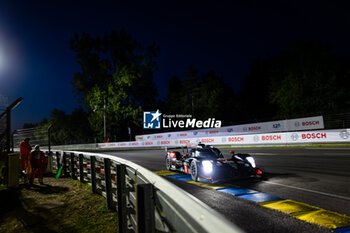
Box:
(68, 179, 93, 192)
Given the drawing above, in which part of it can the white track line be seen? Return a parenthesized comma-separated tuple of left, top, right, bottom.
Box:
(262, 181, 350, 201)
(305, 148, 350, 150)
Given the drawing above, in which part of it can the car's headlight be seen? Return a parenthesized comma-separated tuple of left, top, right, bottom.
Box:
(202, 160, 213, 173)
(246, 157, 256, 168)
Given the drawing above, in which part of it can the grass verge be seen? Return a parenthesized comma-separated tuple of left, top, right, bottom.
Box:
(0, 177, 118, 233)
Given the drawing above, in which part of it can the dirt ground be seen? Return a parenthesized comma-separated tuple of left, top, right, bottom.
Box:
(0, 176, 118, 233)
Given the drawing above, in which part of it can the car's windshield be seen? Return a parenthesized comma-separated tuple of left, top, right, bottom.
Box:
(194, 148, 224, 158)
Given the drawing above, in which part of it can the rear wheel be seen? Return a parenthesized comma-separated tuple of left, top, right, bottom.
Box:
(165, 157, 171, 170)
(190, 161, 198, 181)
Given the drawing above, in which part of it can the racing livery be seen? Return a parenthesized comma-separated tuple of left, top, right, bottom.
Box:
(165, 143, 263, 182)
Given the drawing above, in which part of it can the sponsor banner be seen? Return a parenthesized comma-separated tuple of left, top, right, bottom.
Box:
(136, 116, 324, 141)
(101, 128, 349, 149)
(286, 116, 324, 131)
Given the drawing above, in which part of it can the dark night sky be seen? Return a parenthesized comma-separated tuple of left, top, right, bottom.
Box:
(0, 0, 349, 129)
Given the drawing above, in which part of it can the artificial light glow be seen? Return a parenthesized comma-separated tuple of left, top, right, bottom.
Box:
(0, 46, 4, 72)
(246, 157, 256, 168)
(202, 160, 213, 173)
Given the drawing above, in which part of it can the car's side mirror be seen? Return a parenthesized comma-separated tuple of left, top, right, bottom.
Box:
(229, 150, 235, 154)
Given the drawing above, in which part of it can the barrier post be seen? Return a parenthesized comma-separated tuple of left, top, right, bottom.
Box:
(90, 156, 97, 193)
(62, 152, 67, 177)
(56, 152, 60, 169)
(79, 154, 84, 183)
(70, 153, 76, 179)
(137, 183, 155, 233)
(117, 164, 127, 233)
(104, 158, 113, 210)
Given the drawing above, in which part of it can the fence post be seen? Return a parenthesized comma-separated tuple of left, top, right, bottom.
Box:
(56, 152, 60, 169)
(137, 183, 155, 233)
(62, 152, 67, 177)
(104, 158, 113, 210)
(90, 156, 96, 193)
(117, 164, 127, 233)
(79, 154, 84, 183)
(70, 153, 76, 179)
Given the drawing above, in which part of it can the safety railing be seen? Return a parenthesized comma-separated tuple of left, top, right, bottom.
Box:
(47, 150, 243, 233)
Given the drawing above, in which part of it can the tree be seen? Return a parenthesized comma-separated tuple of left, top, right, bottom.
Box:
(70, 29, 159, 140)
(165, 67, 237, 126)
(240, 40, 350, 120)
(269, 41, 350, 118)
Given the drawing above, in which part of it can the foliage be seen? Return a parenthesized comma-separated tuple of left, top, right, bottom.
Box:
(34, 108, 93, 145)
(239, 41, 350, 120)
(165, 66, 238, 125)
(70, 29, 158, 140)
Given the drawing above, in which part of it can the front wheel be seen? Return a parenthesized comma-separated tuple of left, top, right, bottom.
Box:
(190, 161, 198, 181)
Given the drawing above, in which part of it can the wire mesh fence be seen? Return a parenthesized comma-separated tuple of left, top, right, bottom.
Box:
(13, 126, 49, 149)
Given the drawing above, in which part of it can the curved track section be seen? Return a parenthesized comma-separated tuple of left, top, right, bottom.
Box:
(96, 147, 350, 233)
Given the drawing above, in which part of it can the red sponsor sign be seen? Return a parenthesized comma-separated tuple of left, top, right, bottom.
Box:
(131, 142, 139, 146)
(120, 143, 127, 146)
(249, 126, 261, 131)
(180, 140, 191, 144)
(228, 137, 244, 142)
(145, 141, 153, 145)
(302, 121, 320, 126)
(209, 131, 219, 134)
(302, 133, 326, 139)
(201, 138, 214, 143)
(161, 140, 170, 145)
(110, 143, 116, 146)
(156, 135, 163, 138)
(179, 133, 187, 137)
(262, 135, 281, 141)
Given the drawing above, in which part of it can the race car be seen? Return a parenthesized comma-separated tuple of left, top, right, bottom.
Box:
(165, 143, 263, 182)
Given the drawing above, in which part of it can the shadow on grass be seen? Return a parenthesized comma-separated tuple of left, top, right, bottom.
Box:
(0, 182, 69, 233)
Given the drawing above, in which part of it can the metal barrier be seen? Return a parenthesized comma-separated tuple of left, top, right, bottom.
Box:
(47, 150, 243, 233)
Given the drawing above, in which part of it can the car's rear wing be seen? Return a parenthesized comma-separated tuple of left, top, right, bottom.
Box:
(164, 146, 189, 154)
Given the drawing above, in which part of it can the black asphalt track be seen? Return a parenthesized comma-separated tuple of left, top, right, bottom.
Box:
(95, 147, 350, 233)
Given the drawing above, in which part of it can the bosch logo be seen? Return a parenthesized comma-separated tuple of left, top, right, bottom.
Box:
(301, 133, 326, 139)
(201, 138, 214, 143)
(228, 137, 244, 142)
(180, 140, 190, 144)
(339, 130, 349, 139)
(291, 133, 299, 141)
(249, 126, 261, 131)
(302, 121, 320, 126)
(262, 135, 281, 141)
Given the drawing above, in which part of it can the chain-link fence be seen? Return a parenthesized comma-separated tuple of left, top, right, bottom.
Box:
(13, 126, 49, 149)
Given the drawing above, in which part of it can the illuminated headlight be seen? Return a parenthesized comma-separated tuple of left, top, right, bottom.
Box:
(246, 157, 256, 168)
(202, 160, 213, 173)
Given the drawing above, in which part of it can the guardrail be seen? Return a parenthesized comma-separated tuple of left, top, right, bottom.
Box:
(47, 150, 243, 233)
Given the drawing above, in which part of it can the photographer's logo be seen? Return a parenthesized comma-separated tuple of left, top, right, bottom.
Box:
(143, 110, 162, 129)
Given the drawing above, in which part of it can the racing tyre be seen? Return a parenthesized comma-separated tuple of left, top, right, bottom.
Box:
(190, 161, 198, 181)
(165, 156, 171, 170)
